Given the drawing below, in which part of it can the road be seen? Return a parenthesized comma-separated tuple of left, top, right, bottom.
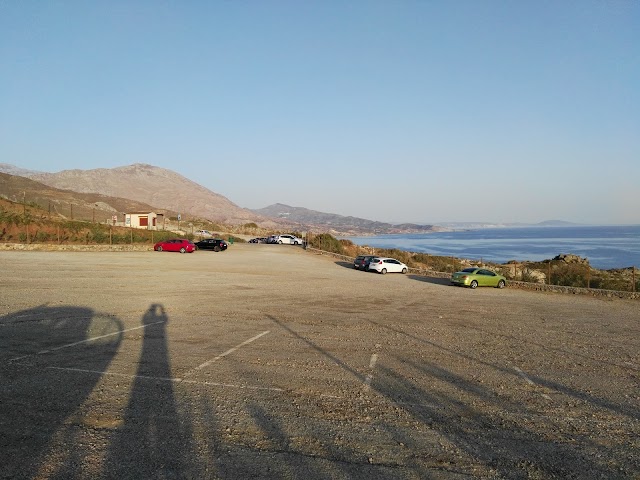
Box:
(1, 244, 638, 479)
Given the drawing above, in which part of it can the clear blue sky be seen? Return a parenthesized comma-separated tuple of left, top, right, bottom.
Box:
(1, 1, 638, 225)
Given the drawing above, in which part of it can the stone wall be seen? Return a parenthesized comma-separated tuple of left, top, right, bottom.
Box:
(0, 243, 152, 252)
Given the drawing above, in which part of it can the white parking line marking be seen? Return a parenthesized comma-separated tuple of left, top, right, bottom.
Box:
(47, 366, 283, 392)
(514, 366, 535, 385)
(364, 353, 378, 390)
(193, 330, 271, 372)
(514, 366, 552, 400)
(8, 321, 164, 363)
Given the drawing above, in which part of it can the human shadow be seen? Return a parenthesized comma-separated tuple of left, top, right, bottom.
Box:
(0, 305, 123, 479)
(104, 303, 198, 478)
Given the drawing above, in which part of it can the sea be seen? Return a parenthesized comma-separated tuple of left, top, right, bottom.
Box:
(342, 225, 640, 270)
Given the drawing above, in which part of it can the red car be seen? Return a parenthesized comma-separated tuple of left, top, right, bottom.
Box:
(153, 238, 196, 253)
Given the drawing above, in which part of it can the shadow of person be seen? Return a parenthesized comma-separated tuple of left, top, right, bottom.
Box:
(105, 303, 197, 478)
(0, 306, 123, 479)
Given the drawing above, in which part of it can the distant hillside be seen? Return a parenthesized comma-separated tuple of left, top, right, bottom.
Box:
(7, 163, 281, 227)
(0, 172, 170, 222)
(252, 203, 439, 235)
(1, 163, 440, 234)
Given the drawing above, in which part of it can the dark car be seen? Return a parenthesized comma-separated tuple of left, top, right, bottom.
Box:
(154, 238, 196, 253)
(354, 255, 376, 270)
(194, 238, 228, 252)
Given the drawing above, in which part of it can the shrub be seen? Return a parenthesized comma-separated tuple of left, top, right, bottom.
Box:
(309, 233, 344, 254)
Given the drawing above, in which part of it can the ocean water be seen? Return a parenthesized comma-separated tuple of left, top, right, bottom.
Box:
(343, 225, 640, 270)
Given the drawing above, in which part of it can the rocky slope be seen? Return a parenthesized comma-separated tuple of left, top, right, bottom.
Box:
(5, 163, 279, 226)
(0, 163, 437, 234)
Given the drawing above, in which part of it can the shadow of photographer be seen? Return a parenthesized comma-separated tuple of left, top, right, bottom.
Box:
(104, 303, 198, 478)
(0, 305, 123, 479)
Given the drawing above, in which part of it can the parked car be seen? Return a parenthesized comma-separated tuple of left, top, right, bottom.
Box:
(249, 237, 269, 243)
(368, 257, 408, 274)
(354, 255, 376, 270)
(194, 238, 228, 252)
(154, 238, 196, 253)
(274, 234, 303, 245)
(195, 230, 213, 237)
(451, 267, 506, 289)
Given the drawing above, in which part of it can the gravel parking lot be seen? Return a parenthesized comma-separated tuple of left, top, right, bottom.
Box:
(1, 244, 639, 479)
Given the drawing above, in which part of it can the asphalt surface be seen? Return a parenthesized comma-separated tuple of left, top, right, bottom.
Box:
(1, 245, 638, 479)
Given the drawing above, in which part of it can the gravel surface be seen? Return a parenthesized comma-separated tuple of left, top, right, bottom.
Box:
(1, 245, 638, 479)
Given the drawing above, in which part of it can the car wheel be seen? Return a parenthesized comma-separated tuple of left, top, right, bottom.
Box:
(214, 246, 220, 252)
(401, 267, 407, 274)
(278, 240, 283, 244)
(497, 279, 506, 289)
(470, 280, 478, 289)
(157, 246, 162, 252)
(179, 247, 186, 253)
(380, 268, 387, 275)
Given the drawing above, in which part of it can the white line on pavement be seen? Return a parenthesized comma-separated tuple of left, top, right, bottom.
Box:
(47, 366, 284, 392)
(514, 366, 552, 400)
(7, 321, 165, 363)
(192, 330, 271, 372)
(364, 353, 378, 390)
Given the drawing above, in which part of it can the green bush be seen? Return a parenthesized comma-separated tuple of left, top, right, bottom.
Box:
(309, 233, 344, 254)
(35, 231, 52, 242)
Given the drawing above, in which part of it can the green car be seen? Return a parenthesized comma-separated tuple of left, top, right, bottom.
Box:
(451, 267, 507, 289)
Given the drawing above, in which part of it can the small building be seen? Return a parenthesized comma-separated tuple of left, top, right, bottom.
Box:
(124, 211, 164, 230)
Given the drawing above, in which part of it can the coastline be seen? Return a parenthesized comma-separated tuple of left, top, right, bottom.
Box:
(341, 225, 640, 271)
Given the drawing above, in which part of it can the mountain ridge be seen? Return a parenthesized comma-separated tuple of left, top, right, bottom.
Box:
(0, 163, 437, 233)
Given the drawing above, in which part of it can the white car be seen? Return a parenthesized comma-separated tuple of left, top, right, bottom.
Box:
(195, 230, 213, 237)
(368, 257, 408, 274)
(274, 234, 303, 245)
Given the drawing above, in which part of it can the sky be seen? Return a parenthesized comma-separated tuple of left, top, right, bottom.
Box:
(1, 1, 638, 225)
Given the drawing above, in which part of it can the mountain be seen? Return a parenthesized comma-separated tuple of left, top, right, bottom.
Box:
(6, 163, 280, 226)
(0, 172, 171, 221)
(251, 203, 439, 235)
(0, 163, 437, 234)
(535, 220, 581, 227)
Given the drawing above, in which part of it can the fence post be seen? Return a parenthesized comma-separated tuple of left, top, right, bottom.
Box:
(547, 261, 551, 285)
(633, 267, 636, 293)
(586, 265, 590, 289)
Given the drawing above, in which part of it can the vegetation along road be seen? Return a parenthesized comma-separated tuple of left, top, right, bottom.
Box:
(1, 244, 638, 479)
